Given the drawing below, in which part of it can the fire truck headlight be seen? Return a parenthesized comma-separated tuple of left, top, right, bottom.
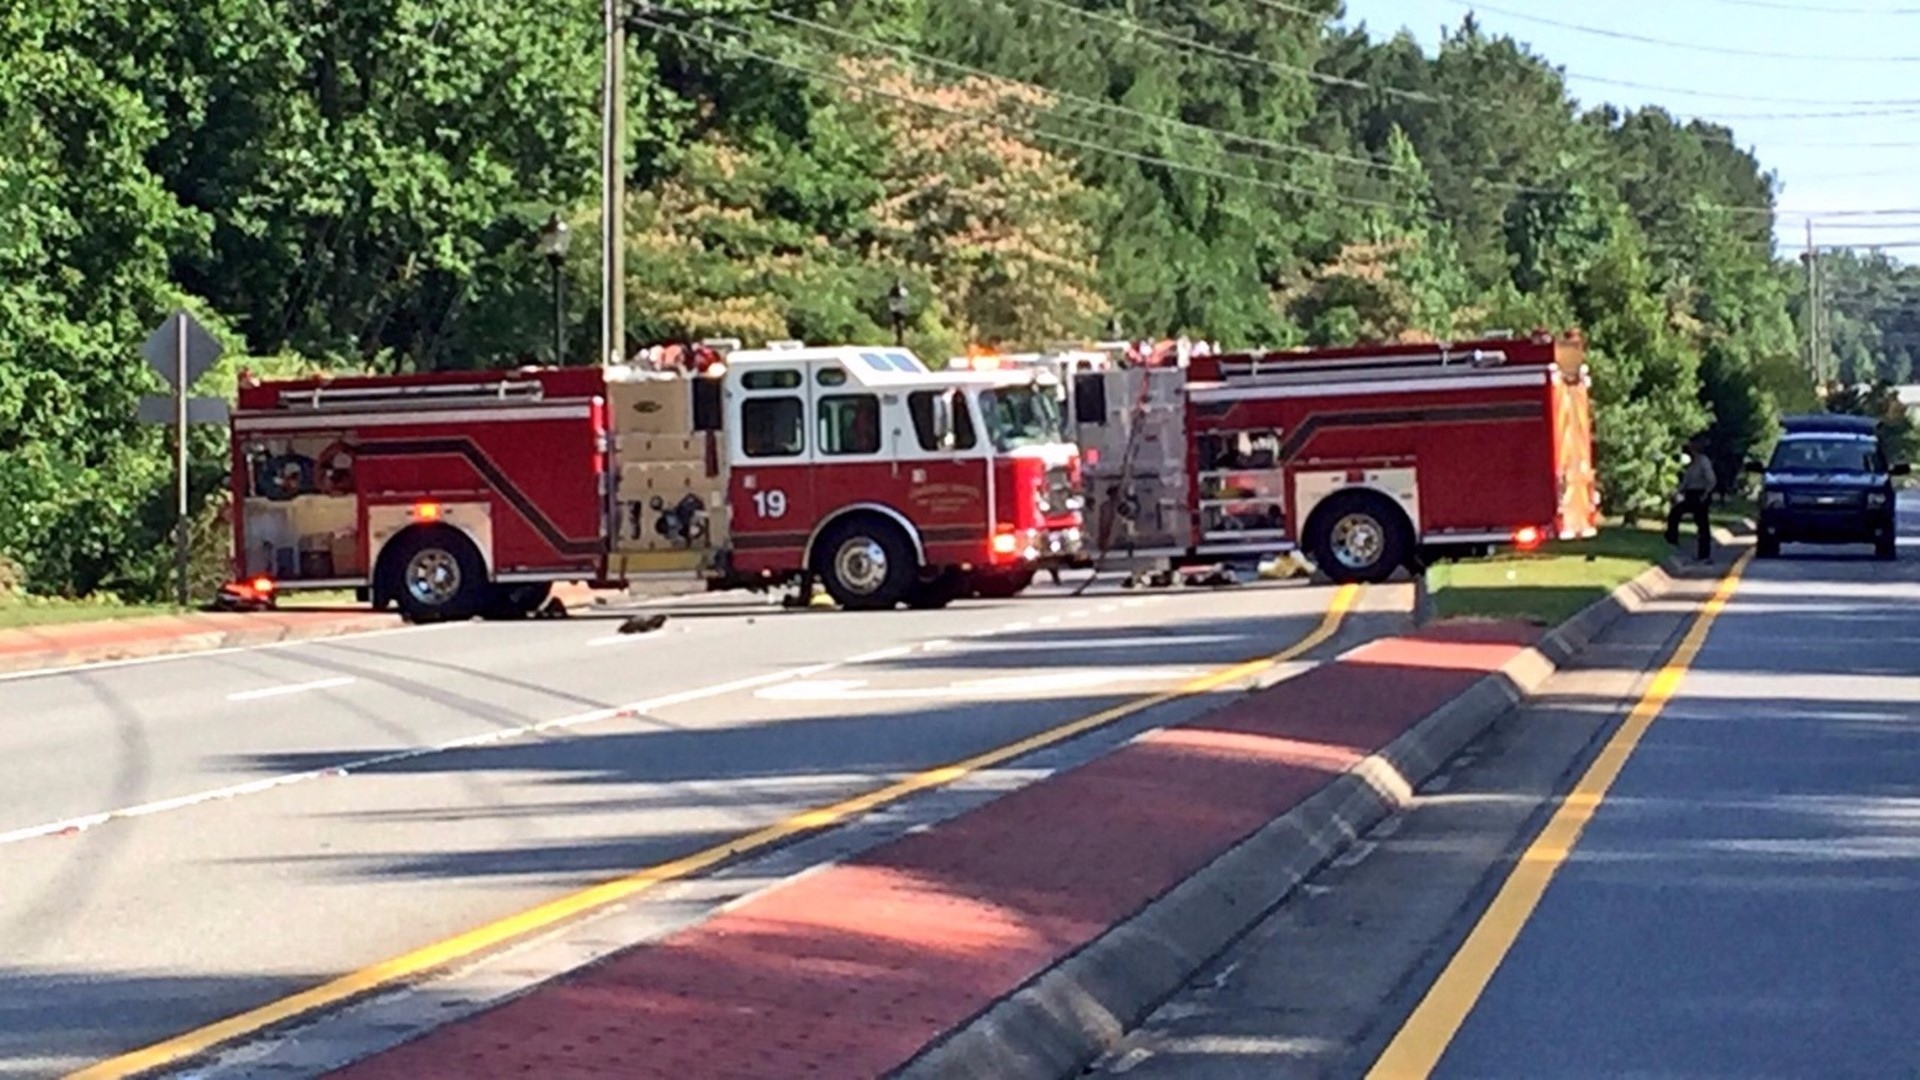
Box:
(992, 532, 1019, 555)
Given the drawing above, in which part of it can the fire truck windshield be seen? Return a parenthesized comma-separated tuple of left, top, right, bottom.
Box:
(979, 386, 1063, 451)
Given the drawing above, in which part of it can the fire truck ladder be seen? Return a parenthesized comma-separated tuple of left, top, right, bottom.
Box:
(273, 380, 548, 413)
(1212, 346, 1510, 385)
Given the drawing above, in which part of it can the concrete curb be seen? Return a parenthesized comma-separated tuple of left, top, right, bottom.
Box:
(0, 584, 628, 677)
(895, 558, 1689, 1080)
(0, 614, 402, 676)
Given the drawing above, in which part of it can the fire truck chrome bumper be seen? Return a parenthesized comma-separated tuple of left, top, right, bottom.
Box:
(1028, 526, 1084, 562)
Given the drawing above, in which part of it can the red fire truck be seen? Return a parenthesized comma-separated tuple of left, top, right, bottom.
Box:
(224, 344, 1084, 620)
(1069, 330, 1598, 584)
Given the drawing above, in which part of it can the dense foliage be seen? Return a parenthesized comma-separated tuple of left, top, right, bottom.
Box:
(0, 1, 1902, 597)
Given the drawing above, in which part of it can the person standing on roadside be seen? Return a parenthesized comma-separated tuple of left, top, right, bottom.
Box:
(1665, 436, 1716, 561)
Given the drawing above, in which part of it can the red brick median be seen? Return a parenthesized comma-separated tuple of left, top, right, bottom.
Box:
(331, 623, 1537, 1080)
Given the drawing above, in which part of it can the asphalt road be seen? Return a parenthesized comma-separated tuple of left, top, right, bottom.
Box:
(1422, 549, 1920, 1076)
(1099, 510, 1920, 1078)
(0, 570, 1401, 1078)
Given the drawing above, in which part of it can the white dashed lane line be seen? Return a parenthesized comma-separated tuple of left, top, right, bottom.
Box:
(225, 677, 357, 702)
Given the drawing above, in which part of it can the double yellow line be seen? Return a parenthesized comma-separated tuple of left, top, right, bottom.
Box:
(1368, 554, 1751, 1078)
(74, 584, 1362, 1079)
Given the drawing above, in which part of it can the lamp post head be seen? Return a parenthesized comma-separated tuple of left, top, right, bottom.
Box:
(537, 213, 572, 264)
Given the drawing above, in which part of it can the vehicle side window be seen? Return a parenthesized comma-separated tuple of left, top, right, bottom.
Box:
(742, 369, 802, 391)
(907, 390, 978, 451)
(819, 394, 881, 455)
(742, 397, 805, 458)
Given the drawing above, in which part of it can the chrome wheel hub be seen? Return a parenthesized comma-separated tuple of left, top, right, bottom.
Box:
(1330, 513, 1385, 569)
(405, 548, 462, 606)
(834, 537, 889, 594)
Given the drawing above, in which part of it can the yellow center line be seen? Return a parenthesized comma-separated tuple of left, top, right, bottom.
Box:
(1367, 554, 1752, 1080)
(71, 583, 1362, 1080)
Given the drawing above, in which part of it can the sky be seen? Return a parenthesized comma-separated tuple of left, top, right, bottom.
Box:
(1336, 0, 1920, 259)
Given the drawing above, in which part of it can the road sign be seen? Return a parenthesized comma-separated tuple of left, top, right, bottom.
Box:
(138, 310, 227, 608)
(136, 396, 229, 425)
(142, 310, 223, 391)
(143, 311, 223, 391)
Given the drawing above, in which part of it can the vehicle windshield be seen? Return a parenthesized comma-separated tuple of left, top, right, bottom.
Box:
(978, 386, 1064, 451)
(1768, 436, 1884, 473)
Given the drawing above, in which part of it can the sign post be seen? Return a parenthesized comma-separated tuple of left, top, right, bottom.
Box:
(138, 310, 225, 607)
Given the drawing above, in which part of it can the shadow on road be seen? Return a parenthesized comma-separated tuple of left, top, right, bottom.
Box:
(0, 967, 320, 1080)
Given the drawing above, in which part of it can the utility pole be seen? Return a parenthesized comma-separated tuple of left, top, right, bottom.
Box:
(1804, 221, 1821, 389)
(602, 0, 627, 367)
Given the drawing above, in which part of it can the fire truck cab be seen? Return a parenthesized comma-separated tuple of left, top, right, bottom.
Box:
(709, 344, 1084, 607)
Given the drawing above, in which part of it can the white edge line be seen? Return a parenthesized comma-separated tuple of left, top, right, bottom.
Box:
(586, 634, 652, 647)
(0, 660, 844, 848)
(0, 583, 1253, 846)
(845, 646, 912, 664)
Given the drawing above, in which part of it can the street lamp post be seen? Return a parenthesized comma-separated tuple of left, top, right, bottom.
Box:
(538, 214, 571, 364)
(887, 281, 909, 346)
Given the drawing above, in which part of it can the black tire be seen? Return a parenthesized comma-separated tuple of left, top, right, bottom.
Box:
(815, 518, 917, 611)
(971, 567, 1036, 599)
(1306, 492, 1411, 585)
(1876, 536, 1898, 561)
(483, 581, 554, 620)
(907, 574, 962, 610)
(1756, 535, 1781, 559)
(384, 527, 488, 623)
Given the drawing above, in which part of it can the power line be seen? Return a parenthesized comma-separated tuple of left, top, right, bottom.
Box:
(761, 6, 1920, 224)
(642, 14, 1411, 211)
(1007, 0, 1448, 106)
(1679, 105, 1920, 120)
(760, 9, 1401, 176)
(1565, 68, 1920, 106)
(1005, 0, 1920, 145)
(1672, 0, 1920, 13)
(1448, 0, 1920, 62)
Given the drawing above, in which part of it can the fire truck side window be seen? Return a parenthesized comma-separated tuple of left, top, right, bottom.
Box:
(908, 390, 977, 451)
(742, 369, 802, 391)
(819, 394, 882, 455)
(741, 397, 805, 458)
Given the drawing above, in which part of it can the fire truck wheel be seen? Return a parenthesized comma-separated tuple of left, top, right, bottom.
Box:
(907, 571, 964, 610)
(386, 528, 487, 623)
(816, 519, 917, 610)
(970, 567, 1036, 599)
(483, 582, 553, 620)
(1307, 492, 1410, 585)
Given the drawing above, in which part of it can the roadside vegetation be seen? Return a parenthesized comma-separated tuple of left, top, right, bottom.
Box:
(1424, 527, 1675, 627)
(4, 3, 1912, 603)
(0, 596, 182, 631)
